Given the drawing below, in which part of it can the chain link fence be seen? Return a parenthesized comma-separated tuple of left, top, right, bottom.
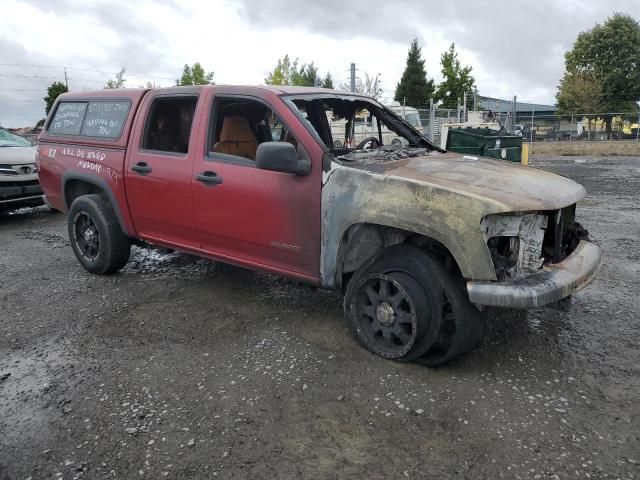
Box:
(412, 104, 640, 147)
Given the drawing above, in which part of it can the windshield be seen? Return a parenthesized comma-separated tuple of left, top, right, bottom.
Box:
(403, 112, 422, 129)
(285, 95, 437, 165)
(0, 128, 33, 147)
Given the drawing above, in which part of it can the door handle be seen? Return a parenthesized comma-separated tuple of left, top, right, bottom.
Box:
(196, 171, 223, 186)
(131, 162, 152, 175)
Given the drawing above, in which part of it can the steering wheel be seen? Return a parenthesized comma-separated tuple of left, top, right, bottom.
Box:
(355, 137, 380, 150)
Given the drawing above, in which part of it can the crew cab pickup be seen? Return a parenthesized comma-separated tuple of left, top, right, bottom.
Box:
(37, 86, 602, 365)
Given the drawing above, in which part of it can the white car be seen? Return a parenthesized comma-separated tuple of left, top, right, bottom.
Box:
(0, 127, 44, 211)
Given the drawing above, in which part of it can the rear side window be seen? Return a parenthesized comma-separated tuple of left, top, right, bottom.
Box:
(49, 102, 87, 136)
(142, 96, 197, 154)
(48, 100, 130, 139)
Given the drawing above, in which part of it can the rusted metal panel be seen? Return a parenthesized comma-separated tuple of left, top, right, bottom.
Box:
(320, 152, 587, 288)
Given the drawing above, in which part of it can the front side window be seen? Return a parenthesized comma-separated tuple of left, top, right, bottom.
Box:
(142, 96, 197, 154)
(209, 97, 297, 162)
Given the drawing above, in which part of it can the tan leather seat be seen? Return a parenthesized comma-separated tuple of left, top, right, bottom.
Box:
(213, 115, 258, 160)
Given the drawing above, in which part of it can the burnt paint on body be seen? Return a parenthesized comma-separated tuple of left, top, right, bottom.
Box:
(320, 153, 587, 287)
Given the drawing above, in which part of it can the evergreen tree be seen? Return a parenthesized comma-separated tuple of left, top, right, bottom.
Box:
(293, 62, 318, 87)
(321, 72, 334, 89)
(394, 39, 435, 107)
(43, 81, 68, 115)
(265, 55, 318, 87)
(177, 62, 214, 85)
(434, 43, 475, 109)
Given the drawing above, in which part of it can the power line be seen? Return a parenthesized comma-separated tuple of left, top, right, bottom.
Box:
(0, 63, 175, 81)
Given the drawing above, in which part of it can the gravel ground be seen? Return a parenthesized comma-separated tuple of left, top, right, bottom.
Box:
(1, 158, 639, 479)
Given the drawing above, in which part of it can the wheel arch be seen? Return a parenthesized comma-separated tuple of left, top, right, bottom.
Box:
(332, 222, 466, 290)
(61, 172, 132, 237)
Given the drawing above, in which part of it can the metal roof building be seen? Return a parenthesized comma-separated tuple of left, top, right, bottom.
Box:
(479, 96, 556, 115)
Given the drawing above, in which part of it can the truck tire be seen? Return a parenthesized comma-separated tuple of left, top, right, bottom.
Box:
(345, 244, 485, 365)
(416, 260, 486, 367)
(344, 245, 445, 361)
(68, 194, 131, 274)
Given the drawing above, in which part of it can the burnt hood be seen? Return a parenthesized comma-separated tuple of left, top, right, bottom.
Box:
(355, 152, 586, 212)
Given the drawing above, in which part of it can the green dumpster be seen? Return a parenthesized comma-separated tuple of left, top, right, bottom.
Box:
(446, 127, 522, 162)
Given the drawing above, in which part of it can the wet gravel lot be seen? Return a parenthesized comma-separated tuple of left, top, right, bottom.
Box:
(1, 157, 639, 479)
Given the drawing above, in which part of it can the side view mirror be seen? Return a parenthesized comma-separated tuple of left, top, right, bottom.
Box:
(255, 142, 311, 176)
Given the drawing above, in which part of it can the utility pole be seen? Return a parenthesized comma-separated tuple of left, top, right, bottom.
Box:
(512, 96, 517, 133)
(64, 67, 68, 89)
(473, 87, 478, 111)
(314, 76, 320, 88)
(350, 63, 356, 93)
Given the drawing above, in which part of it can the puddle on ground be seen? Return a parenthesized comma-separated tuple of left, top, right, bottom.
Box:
(122, 246, 216, 277)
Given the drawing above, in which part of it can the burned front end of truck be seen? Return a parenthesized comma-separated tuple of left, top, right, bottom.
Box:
(470, 204, 601, 308)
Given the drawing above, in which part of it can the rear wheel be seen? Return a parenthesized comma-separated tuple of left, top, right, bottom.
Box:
(68, 194, 131, 274)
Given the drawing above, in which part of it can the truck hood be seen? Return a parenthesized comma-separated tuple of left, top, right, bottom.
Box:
(0, 146, 37, 165)
(356, 152, 586, 211)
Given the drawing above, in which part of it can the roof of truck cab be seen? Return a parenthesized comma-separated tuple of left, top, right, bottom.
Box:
(59, 88, 149, 100)
(58, 85, 368, 98)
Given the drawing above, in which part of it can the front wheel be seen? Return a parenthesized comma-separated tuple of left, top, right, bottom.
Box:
(345, 245, 485, 365)
(68, 194, 131, 274)
(345, 246, 445, 361)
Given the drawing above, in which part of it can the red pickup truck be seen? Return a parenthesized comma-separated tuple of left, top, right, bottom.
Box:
(37, 86, 602, 365)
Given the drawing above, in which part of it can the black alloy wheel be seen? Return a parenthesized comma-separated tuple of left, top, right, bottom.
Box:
(73, 211, 101, 262)
(352, 272, 426, 359)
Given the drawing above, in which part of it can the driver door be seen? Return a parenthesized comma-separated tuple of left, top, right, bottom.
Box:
(191, 91, 322, 283)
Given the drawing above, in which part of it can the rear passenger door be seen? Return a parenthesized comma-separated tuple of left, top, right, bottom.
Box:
(125, 91, 201, 248)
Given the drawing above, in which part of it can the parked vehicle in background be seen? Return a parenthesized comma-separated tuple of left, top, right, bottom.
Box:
(330, 101, 423, 148)
(386, 101, 423, 130)
(37, 86, 602, 365)
(0, 127, 44, 211)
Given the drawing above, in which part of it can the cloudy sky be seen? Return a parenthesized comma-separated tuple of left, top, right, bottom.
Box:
(1, 0, 638, 127)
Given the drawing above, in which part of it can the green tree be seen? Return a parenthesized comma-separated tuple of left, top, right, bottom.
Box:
(43, 81, 68, 115)
(556, 73, 604, 114)
(177, 62, 214, 85)
(559, 13, 640, 134)
(394, 39, 435, 107)
(264, 55, 318, 87)
(105, 68, 126, 89)
(321, 72, 334, 89)
(294, 62, 318, 87)
(556, 73, 605, 138)
(434, 43, 475, 109)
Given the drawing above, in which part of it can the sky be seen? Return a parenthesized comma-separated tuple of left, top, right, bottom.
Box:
(1, 0, 638, 127)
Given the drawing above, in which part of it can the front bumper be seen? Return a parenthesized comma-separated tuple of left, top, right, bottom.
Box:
(467, 240, 602, 308)
(0, 182, 43, 204)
